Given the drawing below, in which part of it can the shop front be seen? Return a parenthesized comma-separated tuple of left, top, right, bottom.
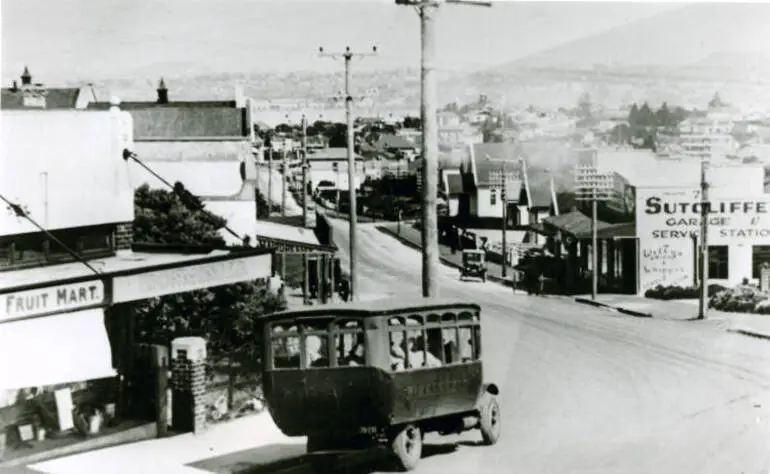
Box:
(0, 248, 272, 466)
(636, 187, 770, 293)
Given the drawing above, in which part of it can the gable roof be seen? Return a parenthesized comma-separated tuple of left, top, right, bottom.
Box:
(543, 210, 612, 238)
(1, 87, 81, 109)
(306, 147, 362, 161)
(87, 100, 248, 139)
(375, 133, 417, 150)
(463, 142, 526, 188)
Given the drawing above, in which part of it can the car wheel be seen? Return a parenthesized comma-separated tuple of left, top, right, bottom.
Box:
(390, 424, 422, 471)
(479, 397, 501, 445)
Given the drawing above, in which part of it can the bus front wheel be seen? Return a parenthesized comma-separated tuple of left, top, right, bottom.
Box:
(390, 424, 422, 471)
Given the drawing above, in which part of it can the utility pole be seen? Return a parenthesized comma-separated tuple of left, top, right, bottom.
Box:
(281, 149, 287, 217)
(397, 0, 491, 298)
(320, 45, 378, 302)
(697, 160, 710, 320)
(267, 146, 273, 217)
(574, 151, 612, 301)
(486, 155, 523, 281)
(301, 114, 309, 228)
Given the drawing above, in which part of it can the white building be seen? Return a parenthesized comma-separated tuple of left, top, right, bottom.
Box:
(635, 163, 770, 292)
(678, 112, 739, 163)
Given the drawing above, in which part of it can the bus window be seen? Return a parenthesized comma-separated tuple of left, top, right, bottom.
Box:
(473, 326, 482, 359)
(273, 334, 301, 369)
(427, 314, 440, 324)
(305, 334, 330, 368)
(389, 330, 406, 371)
(458, 327, 474, 362)
(458, 312, 473, 322)
(441, 313, 456, 324)
(337, 319, 363, 330)
(442, 327, 459, 364)
(426, 327, 445, 364)
(337, 332, 365, 366)
(388, 317, 404, 327)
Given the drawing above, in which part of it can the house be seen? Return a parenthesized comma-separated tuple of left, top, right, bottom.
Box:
(305, 147, 365, 191)
(373, 133, 418, 160)
(1, 67, 91, 110)
(87, 78, 259, 204)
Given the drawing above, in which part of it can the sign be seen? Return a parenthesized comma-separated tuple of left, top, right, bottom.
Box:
(1, 280, 105, 322)
(605, 173, 636, 217)
(636, 186, 770, 292)
(112, 253, 272, 304)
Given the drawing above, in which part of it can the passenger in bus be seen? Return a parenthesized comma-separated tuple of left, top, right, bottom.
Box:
(346, 343, 366, 366)
(306, 335, 328, 367)
(390, 339, 407, 371)
(408, 336, 442, 368)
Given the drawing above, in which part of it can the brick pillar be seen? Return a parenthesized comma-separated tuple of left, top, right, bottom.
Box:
(114, 222, 133, 252)
(171, 337, 207, 434)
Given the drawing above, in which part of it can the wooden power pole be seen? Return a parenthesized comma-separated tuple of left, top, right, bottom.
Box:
(396, 0, 491, 298)
(319, 45, 377, 302)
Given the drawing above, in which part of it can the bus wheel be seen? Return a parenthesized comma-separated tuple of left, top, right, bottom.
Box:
(390, 424, 422, 471)
(479, 397, 501, 445)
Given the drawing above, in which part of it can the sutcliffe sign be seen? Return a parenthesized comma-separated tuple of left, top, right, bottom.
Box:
(1, 280, 106, 322)
(642, 196, 770, 240)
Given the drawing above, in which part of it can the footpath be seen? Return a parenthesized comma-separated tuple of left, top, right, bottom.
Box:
(377, 222, 520, 290)
(378, 223, 770, 341)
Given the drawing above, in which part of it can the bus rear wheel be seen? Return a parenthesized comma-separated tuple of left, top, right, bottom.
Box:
(390, 424, 422, 471)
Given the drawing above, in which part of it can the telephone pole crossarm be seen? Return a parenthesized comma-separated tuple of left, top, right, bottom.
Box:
(319, 45, 378, 302)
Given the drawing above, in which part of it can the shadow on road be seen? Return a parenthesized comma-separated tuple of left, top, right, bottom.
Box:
(186, 442, 463, 474)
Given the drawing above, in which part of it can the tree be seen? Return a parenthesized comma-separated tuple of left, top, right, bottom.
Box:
(655, 102, 671, 128)
(577, 91, 593, 118)
(132, 184, 286, 402)
(638, 102, 654, 127)
(403, 116, 421, 129)
(708, 92, 726, 109)
(628, 103, 640, 127)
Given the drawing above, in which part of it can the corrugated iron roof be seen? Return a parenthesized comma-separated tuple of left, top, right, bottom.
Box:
(543, 209, 613, 237)
(1, 88, 81, 109)
(87, 100, 247, 139)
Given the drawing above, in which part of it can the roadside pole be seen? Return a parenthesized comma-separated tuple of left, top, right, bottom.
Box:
(396, 0, 491, 297)
(697, 159, 710, 319)
(320, 46, 378, 302)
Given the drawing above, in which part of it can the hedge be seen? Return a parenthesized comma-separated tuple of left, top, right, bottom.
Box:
(708, 285, 770, 315)
(644, 284, 727, 301)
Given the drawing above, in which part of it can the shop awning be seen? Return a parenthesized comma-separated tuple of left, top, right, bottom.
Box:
(0, 309, 116, 391)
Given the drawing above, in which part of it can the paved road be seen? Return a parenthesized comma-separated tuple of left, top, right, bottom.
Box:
(327, 218, 770, 474)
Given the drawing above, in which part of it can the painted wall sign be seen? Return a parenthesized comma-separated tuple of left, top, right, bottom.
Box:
(1, 280, 105, 322)
(112, 253, 272, 304)
(636, 186, 770, 292)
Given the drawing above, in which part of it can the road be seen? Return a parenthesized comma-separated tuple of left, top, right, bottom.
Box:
(327, 218, 770, 474)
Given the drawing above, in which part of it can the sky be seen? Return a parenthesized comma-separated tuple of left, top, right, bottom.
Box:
(1, 0, 683, 84)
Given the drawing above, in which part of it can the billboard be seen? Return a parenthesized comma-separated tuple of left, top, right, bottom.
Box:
(636, 186, 770, 291)
(1, 110, 135, 236)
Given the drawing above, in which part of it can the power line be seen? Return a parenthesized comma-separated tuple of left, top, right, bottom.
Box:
(0, 193, 103, 276)
(319, 45, 378, 303)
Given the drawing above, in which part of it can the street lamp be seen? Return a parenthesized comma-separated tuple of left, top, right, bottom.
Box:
(574, 157, 614, 301)
(486, 154, 524, 279)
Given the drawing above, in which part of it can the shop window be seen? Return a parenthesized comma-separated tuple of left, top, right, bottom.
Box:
(490, 189, 497, 206)
(708, 246, 729, 280)
(752, 246, 770, 279)
(0, 225, 114, 271)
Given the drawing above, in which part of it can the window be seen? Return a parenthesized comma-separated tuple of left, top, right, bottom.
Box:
(490, 189, 497, 206)
(0, 225, 114, 271)
(708, 246, 729, 280)
(271, 323, 301, 369)
(335, 319, 365, 367)
(302, 320, 330, 368)
(752, 246, 770, 279)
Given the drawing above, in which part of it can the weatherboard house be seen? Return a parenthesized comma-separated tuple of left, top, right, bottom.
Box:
(0, 103, 276, 464)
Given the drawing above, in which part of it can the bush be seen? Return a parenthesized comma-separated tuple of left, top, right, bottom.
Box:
(644, 284, 727, 300)
(708, 284, 770, 314)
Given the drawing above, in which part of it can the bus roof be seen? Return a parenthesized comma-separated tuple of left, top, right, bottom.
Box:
(260, 297, 481, 322)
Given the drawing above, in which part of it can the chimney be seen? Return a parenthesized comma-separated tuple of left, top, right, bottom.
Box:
(21, 66, 32, 86)
(10, 81, 18, 92)
(157, 77, 169, 104)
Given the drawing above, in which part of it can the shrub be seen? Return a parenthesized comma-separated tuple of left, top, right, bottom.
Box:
(644, 283, 727, 300)
(708, 284, 770, 314)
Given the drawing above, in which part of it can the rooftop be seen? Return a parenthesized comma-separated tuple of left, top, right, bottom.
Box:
(260, 297, 481, 321)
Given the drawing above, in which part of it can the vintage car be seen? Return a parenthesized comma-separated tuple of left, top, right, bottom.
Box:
(459, 249, 487, 282)
(259, 297, 501, 471)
